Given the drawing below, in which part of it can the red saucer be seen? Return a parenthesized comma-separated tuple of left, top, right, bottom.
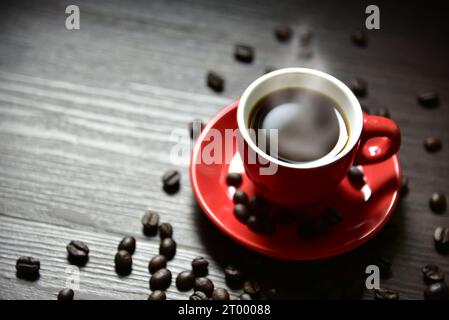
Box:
(190, 101, 401, 260)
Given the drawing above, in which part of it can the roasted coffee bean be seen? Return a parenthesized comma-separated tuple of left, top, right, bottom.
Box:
(194, 277, 214, 297)
(148, 290, 166, 300)
(234, 204, 250, 223)
(190, 291, 208, 300)
(150, 268, 172, 291)
(176, 271, 195, 291)
(234, 44, 254, 63)
(275, 210, 295, 225)
(66, 240, 89, 266)
(418, 91, 439, 108)
(233, 190, 248, 205)
(249, 196, 270, 217)
(191, 257, 209, 277)
(373, 108, 391, 118)
(57, 288, 74, 301)
(142, 211, 159, 236)
(117, 236, 136, 255)
(299, 30, 313, 45)
(400, 175, 409, 198)
(274, 25, 292, 42)
(16, 256, 40, 280)
(247, 215, 265, 233)
(323, 207, 342, 226)
(226, 172, 242, 187)
(429, 193, 447, 214)
(159, 223, 173, 239)
(159, 238, 177, 260)
(212, 288, 230, 300)
(434, 227, 449, 254)
(351, 78, 367, 97)
(162, 170, 180, 194)
(422, 264, 445, 284)
(374, 288, 399, 300)
(224, 265, 244, 289)
(351, 30, 367, 47)
(243, 280, 261, 297)
(424, 282, 449, 300)
(115, 250, 132, 275)
(148, 255, 167, 274)
(207, 71, 224, 93)
(424, 137, 442, 153)
(239, 293, 252, 300)
(189, 119, 205, 140)
(297, 217, 320, 240)
(348, 166, 365, 188)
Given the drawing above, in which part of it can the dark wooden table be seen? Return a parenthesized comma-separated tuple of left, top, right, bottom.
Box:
(0, 0, 448, 300)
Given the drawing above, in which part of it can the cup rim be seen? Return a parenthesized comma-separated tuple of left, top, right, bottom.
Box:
(237, 67, 363, 169)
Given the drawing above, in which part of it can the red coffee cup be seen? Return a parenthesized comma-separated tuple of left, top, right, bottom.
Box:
(237, 68, 401, 207)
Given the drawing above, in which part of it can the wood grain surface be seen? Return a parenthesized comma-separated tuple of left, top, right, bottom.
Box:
(0, 0, 448, 300)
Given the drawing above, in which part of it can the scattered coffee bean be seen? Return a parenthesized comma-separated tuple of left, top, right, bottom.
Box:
(16, 256, 40, 280)
(400, 175, 409, 198)
(57, 288, 74, 301)
(299, 30, 313, 45)
(159, 223, 173, 239)
(148, 255, 167, 274)
(274, 25, 292, 42)
(239, 293, 252, 300)
(234, 44, 254, 63)
(424, 137, 442, 153)
(351, 78, 367, 97)
(351, 30, 367, 47)
(159, 238, 177, 260)
(418, 91, 439, 108)
(434, 226, 449, 254)
(249, 196, 270, 217)
(233, 190, 248, 205)
(348, 166, 365, 188)
(162, 170, 180, 194)
(150, 268, 172, 291)
(424, 282, 449, 300)
(191, 257, 209, 277)
(148, 290, 166, 300)
(323, 207, 342, 226)
(142, 211, 159, 236)
(207, 71, 224, 93)
(275, 210, 295, 225)
(115, 250, 132, 276)
(190, 291, 208, 300)
(429, 193, 447, 214)
(176, 271, 195, 291)
(247, 215, 265, 233)
(226, 172, 242, 187)
(297, 217, 320, 240)
(117, 236, 136, 255)
(224, 265, 244, 289)
(189, 119, 205, 140)
(374, 108, 391, 118)
(234, 204, 250, 223)
(66, 240, 89, 266)
(212, 288, 230, 300)
(243, 280, 261, 297)
(374, 288, 399, 300)
(194, 277, 214, 297)
(422, 264, 445, 284)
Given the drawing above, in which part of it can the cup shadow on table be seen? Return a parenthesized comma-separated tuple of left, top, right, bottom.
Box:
(191, 197, 406, 299)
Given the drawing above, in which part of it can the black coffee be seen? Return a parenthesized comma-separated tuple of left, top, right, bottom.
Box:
(249, 88, 347, 163)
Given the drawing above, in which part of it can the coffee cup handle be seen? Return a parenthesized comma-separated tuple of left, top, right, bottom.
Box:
(354, 114, 401, 165)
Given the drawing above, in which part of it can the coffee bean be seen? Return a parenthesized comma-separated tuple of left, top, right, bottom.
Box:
(374, 288, 399, 300)
(234, 204, 250, 223)
(249, 196, 270, 217)
(297, 217, 320, 240)
(150, 268, 172, 291)
(206, 71, 224, 93)
(142, 211, 159, 236)
(159, 223, 173, 239)
(190, 291, 208, 300)
(247, 215, 265, 233)
(191, 257, 209, 277)
(159, 238, 177, 260)
(429, 193, 447, 214)
(275, 210, 295, 225)
(66, 240, 89, 266)
(261, 217, 277, 236)
(323, 207, 342, 226)
(234, 44, 254, 63)
(424, 137, 442, 153)
(189, 119, 205, 140)
(348, 166, 365, 188)
(299, 30, 313, 46)
(226, 172, 242, 187)
(233, 190, 248, 205)
(274, 25, 292, 43)
(176, 271, 195, 291)
(239, 293, 252, 300)
(148, 290, 166, 300)
(148, 255, 167, 274)
(115, 250, 132, 275)
(434, 226, 449, 254)
(194, 277, 214, 297)
(162, 170, 180, 194)
(224, 265, 244, 289)
(422, 264, 445, 284)
(212, 288, 230, 300)
(418, 91, 439, 108)
(373, 108, 391, 118)
(117, 236, 136, 255)
(400, 175, 409, 198)
(351, 30, 367, 47)
(16, 256, 40, 280)
(424, 282, 449, 300)
(57, 288, 74, 301)
(351, 78, 367, 97)
(243, 280, 261, 297)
